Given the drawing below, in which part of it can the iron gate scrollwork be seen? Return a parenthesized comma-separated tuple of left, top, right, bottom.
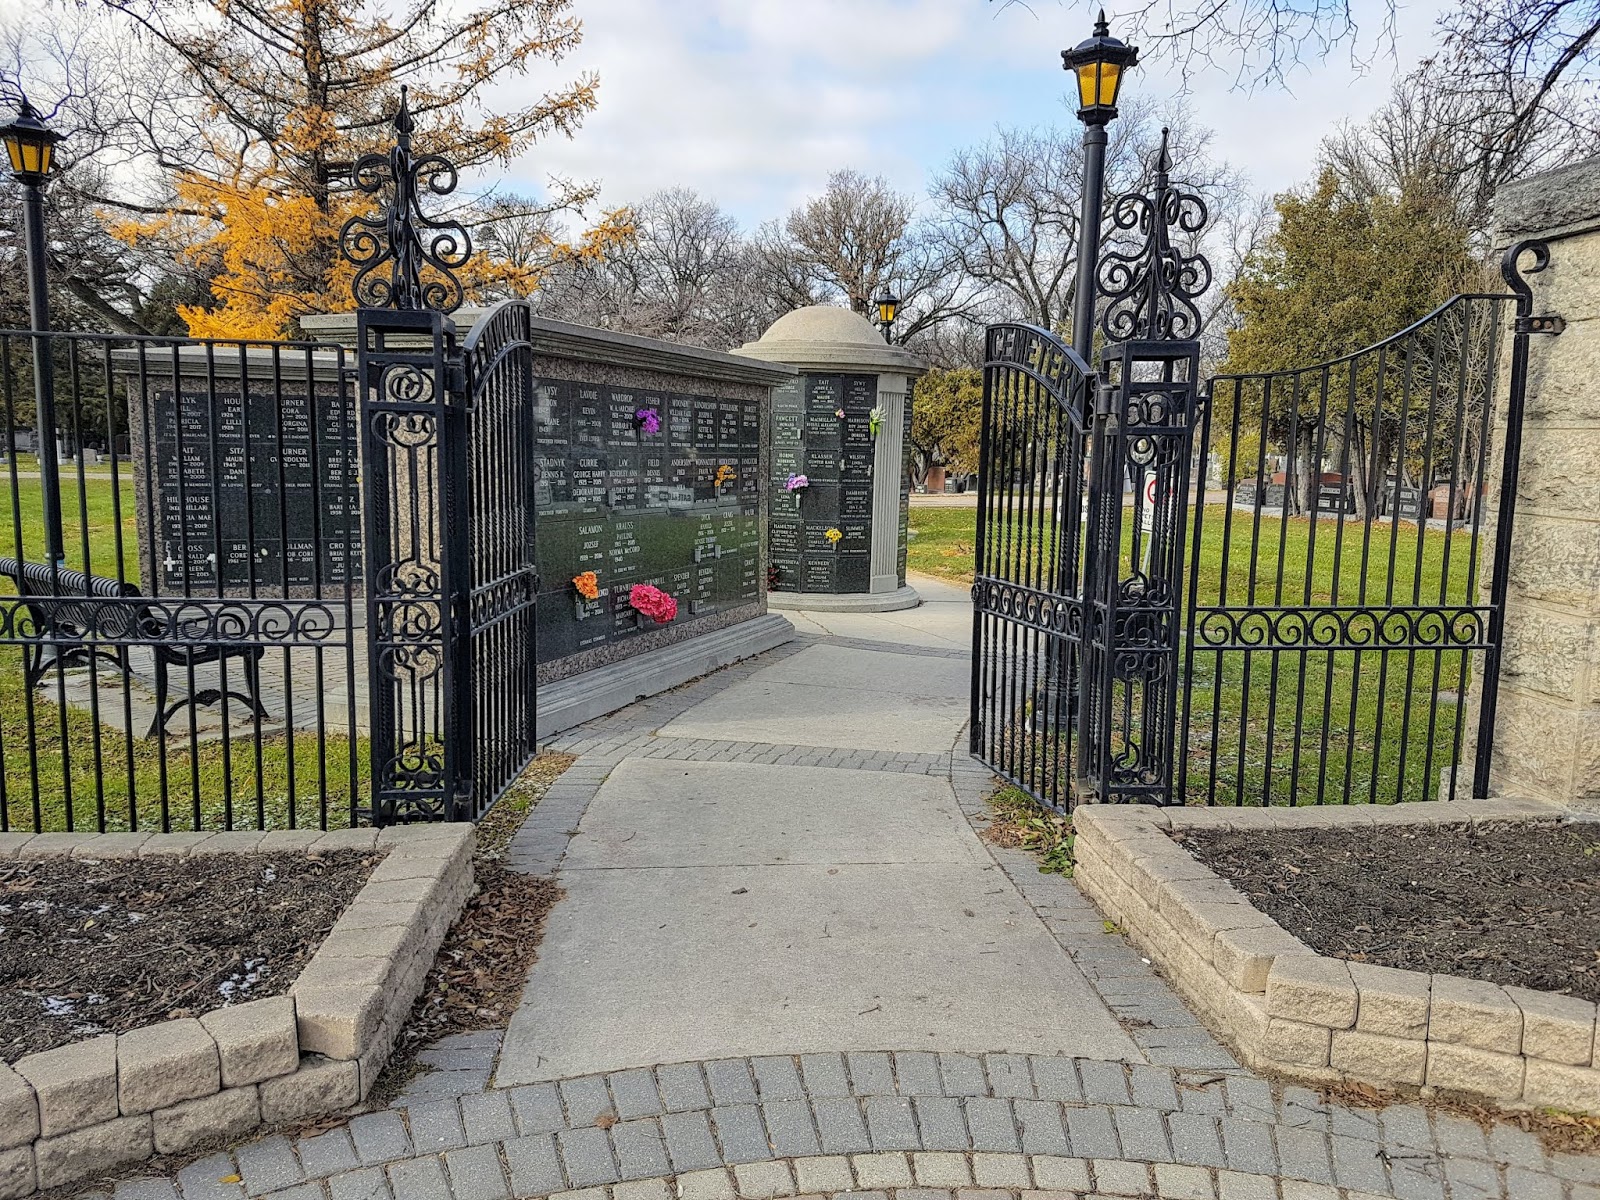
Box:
(972, 136, 1552, 811)
(969, 324, 1096, 811)
(358, 308, 473, 823)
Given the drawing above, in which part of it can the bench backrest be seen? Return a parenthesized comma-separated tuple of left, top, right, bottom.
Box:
(0, 556, 151, 640)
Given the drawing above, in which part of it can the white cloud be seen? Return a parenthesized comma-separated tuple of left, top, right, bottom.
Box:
(489, 0, 1453, 229)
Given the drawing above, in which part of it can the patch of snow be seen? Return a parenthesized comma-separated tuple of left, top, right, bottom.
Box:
(217, 958, 269, 1000)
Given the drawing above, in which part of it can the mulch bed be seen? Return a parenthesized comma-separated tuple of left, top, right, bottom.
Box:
(1183, 819, 1600, 1003)
(0, 849, 377, 1062)
(367, 753, 572, 1103)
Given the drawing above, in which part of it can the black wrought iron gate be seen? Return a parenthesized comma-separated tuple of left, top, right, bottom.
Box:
(971, 173, 1557, 810)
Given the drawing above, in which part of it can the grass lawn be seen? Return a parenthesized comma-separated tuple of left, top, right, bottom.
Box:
(936, 501, 1479, 807)
(0, 473, 371, 833)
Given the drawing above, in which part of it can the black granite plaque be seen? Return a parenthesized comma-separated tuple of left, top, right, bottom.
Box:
(148, 381, 359, 591)
(766, 372, 880, 594)
(534, 378, 763, 665)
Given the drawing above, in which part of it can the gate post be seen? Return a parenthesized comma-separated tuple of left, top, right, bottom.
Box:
(357, 309, 474, 823)
(1077, 340, 1201, 804)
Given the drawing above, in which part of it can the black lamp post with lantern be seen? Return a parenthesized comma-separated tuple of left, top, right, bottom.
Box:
(873, 284, 900, 344)
(1, 96, 66, 564)
(1061, 11, 1138, 363)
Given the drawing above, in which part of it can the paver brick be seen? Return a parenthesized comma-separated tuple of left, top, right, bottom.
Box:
(762, 1100, 821, 1157)
(864, 1095, 920, 1150)
(443, 1143, 510, 1200)
(852, 1151, 914, 1188)
(704, 1060, 758, 1106)
(964, 1098, 1019, 1152)
(1329, 1133, 1390, 1193)
(558, 1126, 620, 1187)
(1012, 1100, 1069, 1155)
(459, 1089, 517, 1145)
(661, 1110, 722, 1172)
(794, 1155, 854, 1192)
(349, 1110, 413, 1164)
(175, 1152, 248, 1200)
(560, 1075, 614, 1126)
(751, 1057, 804, 1101)
(1112, 1104, 1171, 1162)
(912, 1151, 972, 1187)
(1089, 1158, 1152, 1196)
(1154, 1162, 1216, 1199)
(504, 1134, 565, 1196)
(606, 1068, 664, 1119)
(235, 1134, 305, 1195)
(913, 1095, 969, 1151)
(1028, 1057, 1082, 1103)
(938, 1054, 988, 1097)
(798, 1054, 850, 1098)
(731, 1160, 794, 1199)
(511, 1083, 566, 1135)
(812, 1097, 871, 1154)
(1128, 1065, 1180, 1111)
(1063, 1106, 1119, 1160)
(847, 1052, 895, 1095)
(16, 1033, 118, 1137)
(201, 998, 300, 1088)
(893, 1051, 943, 1096)
(385, 1156, 453, 1200)
(298, 1129, 360, 1178)
(1166, 1112, 1225, 1168)
(971, 1152, 1029, 1188)
(710, 1102, 768, 1163)
(1219, 1118, 1277, 1176)
(1029, 1156, 1090, 1191)
(612, 1118, 670, 1180)
(984, 1054, 1033, 1099)
(1274, 1125, 1334, 1186)
(1076, 1059, 1132, 1106)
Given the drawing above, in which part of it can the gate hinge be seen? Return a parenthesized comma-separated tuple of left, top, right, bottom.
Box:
(444, 360, 468, 394)
(1095, 384, 1116, 418)
(1517, 313, 1565, 336)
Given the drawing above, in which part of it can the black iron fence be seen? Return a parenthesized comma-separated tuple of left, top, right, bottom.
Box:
(970, 140, 1557, 810)
(0, 330, 366, 833)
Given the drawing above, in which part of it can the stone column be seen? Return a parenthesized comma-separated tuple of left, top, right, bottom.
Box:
(1486, 156, 1600, 807)
(870, 374, 909, 594)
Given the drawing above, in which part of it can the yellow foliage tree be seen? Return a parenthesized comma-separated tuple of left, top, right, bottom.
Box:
(98, 0, 622, 338)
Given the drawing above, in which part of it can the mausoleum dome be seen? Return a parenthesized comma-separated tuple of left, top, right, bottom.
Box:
(735, 304, 926, 376)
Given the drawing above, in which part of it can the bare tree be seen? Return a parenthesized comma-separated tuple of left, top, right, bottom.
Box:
(930, 105, 1241, 341)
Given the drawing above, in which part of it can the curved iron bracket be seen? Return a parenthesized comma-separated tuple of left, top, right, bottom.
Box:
(1502, 239, 1564, 335)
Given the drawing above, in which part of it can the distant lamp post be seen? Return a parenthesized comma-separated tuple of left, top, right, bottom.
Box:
(1062, 10, 1137, 362)
(1, 96, 65, 565)
(873, 285, 900, 344)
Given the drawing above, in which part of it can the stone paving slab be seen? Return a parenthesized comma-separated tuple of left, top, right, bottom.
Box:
(559, 759, 989, 869)
(497, 860, 1139, 1084)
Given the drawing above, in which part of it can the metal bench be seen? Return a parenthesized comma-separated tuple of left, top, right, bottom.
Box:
(0, 557, 269, 738)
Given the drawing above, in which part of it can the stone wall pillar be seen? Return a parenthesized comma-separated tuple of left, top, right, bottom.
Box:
(1487, 157, 1600, 807)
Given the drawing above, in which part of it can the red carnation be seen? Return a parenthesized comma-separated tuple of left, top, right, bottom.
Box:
(628, 583, 678, 623)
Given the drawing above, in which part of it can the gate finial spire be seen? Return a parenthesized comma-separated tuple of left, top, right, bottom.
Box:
(1095, 127, 1212, 343)
(339, 85, 472, 313)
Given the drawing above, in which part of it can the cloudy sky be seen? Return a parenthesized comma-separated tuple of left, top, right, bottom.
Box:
(489, 0, 1450, 227)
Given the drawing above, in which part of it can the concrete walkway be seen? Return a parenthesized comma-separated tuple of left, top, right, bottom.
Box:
(82, 576, 1600, 1200)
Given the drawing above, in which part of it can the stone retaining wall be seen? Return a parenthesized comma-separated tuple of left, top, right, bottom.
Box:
(0, 823, 474, 1196)
(1073, 800, 1600, 1117)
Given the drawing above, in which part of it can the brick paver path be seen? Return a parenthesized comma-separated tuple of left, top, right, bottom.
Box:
(81, 579, 1600, 1199)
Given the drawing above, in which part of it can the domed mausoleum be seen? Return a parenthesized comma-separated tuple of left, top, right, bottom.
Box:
(734, 306, 927, 611)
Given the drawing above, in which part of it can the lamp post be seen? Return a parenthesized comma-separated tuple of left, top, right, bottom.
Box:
(873, 284, 899, 344)
(2, 97, 65, 565)
(1062, 10, 1137, 363)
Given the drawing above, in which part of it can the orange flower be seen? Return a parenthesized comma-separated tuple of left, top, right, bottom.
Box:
(572, 570, 600, 600)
